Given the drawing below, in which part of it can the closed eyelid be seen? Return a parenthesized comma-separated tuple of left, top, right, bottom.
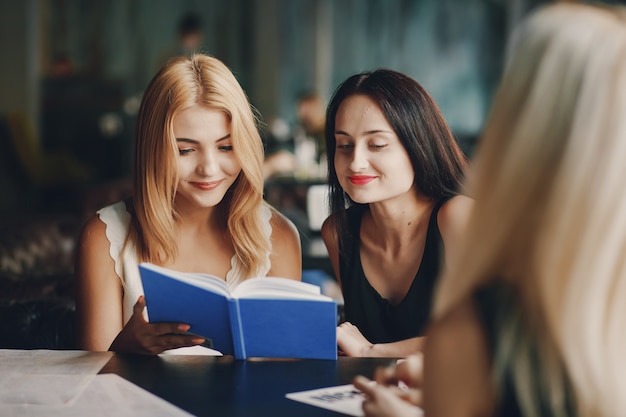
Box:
(177, 139, 196, 153)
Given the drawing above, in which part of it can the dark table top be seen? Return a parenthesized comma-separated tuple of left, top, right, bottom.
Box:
(100, 354, 396, 417)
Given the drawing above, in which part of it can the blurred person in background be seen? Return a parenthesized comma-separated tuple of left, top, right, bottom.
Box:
(156, 12, 205, 71)
(262, 117, 297, 179)
(294, 91, 328, 178)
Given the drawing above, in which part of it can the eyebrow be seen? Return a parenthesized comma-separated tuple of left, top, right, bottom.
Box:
(176, 134, 232, 144)
(334, 129, 393, 136)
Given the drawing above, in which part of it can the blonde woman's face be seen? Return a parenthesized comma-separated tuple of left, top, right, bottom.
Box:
(333, 94, 414, 204)
(173, 105, 241, 210)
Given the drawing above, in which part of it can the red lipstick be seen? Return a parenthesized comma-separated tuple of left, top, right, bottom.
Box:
(348, 175, 376, 185)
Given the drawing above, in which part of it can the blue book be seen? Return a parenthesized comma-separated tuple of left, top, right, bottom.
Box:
(139, 262, 338, 360)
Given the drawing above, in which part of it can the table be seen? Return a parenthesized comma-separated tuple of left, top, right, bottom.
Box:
(100, 354, 396, 416)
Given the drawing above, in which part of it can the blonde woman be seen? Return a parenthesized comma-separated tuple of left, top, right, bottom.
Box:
(355, 3, 626, 416)
(75, 54, 301, 355)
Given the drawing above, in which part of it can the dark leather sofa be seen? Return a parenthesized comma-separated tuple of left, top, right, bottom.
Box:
(0, 214, 79, 349)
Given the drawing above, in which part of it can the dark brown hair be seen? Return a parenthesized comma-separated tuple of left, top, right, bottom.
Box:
(325, 69, 468, 243)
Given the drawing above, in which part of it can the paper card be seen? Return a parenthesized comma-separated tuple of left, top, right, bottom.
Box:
(286, 383, 424, 417)
(286, 384, 367, 416)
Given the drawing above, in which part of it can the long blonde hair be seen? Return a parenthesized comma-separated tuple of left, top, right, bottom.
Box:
(129, 54, 269, 278)
(434, 4, 626, 416)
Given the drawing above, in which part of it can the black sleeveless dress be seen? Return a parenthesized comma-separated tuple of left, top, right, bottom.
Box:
(338, 199, 448, 344)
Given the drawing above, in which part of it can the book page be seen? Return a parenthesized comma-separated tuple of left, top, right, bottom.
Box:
(0, 349, 112, 406)
(139, 262, 331, 300)
(233, 276, 330, 300)
(140, 262, 230, 296)
(286, 384, 424, 417)
(160, 345, 223, 356)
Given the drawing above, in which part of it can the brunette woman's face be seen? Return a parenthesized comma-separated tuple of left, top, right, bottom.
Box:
(173, 105, 241, 210)
(333, 94, 415, 204)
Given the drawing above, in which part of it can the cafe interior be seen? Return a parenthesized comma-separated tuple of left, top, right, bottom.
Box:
(0, 0, 511, 346)
(1, 0, 622, 415)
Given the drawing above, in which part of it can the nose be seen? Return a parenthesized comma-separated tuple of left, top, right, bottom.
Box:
(197, 149, 219, 176)
(348, 144, 369, 172)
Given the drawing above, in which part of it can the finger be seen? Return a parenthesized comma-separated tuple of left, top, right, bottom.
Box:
(338, 321, 357, 331)
(383, 386, 422, 408)
(133, 295, 147, 317)
(374, 364, 398, 386)
(361, 398, 382, 417)
(400, 388, 422, 407)
(139, 332, 204, 355)
(161, 333, 205, 349)
(353, 375, 376, 397)
(396, 354, 423, 387)
(150, 322, 191, 336)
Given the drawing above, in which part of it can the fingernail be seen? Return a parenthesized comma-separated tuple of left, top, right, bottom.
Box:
(178, 324, 190, 332)
(192, 338, 205, 344)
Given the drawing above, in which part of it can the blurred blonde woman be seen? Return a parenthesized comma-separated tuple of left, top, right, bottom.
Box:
(75, 54, 301, 355)
(355, 3, 626, 416)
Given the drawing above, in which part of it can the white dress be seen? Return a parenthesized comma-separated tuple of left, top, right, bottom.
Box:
(97, 200, 273, 354)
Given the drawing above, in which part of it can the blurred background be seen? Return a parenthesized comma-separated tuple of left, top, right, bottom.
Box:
(2, 0, 626, 348)
(1, 0, 623, 217)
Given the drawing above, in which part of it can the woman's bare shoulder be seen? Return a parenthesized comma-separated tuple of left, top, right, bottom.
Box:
(77, 213, 109, 248)
(436, 195, 474, 252)
(268, 206, 300, 241)
(438, 195, 473, 227)
(320, 213, 336, 240)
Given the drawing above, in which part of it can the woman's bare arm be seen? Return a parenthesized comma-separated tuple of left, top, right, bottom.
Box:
(422, 298, 495, 417)
(337, 321, 425, 357)
(437, 195, 474, 268)
(74, 215, 125, 351)
(321, 216, 341, 287)
(75, 215, 205, 354)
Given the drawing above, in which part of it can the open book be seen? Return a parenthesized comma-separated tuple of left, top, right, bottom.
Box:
(139, 262, 338, 360)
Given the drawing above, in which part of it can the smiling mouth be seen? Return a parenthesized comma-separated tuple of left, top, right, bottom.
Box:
(191, 180, 223, 190)
(348, 176, 376, 185)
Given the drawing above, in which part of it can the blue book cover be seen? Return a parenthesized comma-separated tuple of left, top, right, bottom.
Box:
(139, 263, 338, 360)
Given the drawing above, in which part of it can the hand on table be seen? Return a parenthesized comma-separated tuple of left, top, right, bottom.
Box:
(337, 321, 374, 357)
(354, 375, 423, 417)
(109, 296, 206, 355)
(352, 353, 424, 417)
(374, 353, 423, 394)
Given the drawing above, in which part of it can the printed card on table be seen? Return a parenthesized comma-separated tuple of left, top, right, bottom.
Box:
(286, 384, 366, 416)
(286, 383, 425, 417)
